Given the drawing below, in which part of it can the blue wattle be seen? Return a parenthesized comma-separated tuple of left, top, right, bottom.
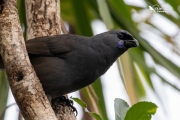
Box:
(118, 40, 124, 48)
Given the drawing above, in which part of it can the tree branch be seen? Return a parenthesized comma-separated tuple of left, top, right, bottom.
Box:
(25, 0, 76, 119)
(0, 0, 57, 119)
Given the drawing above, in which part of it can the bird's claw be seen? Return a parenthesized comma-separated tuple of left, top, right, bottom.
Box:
(52, 96, 78, 116)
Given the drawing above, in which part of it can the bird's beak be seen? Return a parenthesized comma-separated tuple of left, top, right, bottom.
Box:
(124, 39, 139, 48)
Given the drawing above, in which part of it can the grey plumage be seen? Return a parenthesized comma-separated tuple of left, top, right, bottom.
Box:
(1, 30, 139, 99)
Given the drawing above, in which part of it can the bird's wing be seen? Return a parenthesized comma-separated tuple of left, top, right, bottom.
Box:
(26, 34, 80, 56)
(26, 36, 53, 56)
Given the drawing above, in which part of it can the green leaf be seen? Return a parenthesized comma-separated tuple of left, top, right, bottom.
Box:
(71, 97, 87, 108)
(96, 0, 114, 29)
(72, 97, 103, 120)
(71, 0, 93, 36)
(88, 112, 103, 120)
(92, 79, 109, 120)
(114, 98, 130, 120)
(17, 0, 26, 26)
(108, 0, 135, 29)
(125, 102, 158, 120)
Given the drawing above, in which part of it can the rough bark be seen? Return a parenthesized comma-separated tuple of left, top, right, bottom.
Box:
(25, 0, 76, 119)
(26, 0, 61, 39)
(0, 0, 57, 120)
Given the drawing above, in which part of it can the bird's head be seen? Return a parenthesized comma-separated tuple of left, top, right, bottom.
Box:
(104, 30, 139, 49)
(93, 30, 139, 55)
(117, 30, 139, 49)
(89, 30, 139, 75)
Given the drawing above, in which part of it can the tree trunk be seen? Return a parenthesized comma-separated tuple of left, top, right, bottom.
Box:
(0, 0, 57, 120)
(25, 0, 76, 119)
(25, 0, 61, 39)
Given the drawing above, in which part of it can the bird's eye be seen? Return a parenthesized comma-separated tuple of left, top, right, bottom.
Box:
(117, 34, 123, 39)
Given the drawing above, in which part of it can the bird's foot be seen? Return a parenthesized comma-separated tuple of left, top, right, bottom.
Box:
(52, 96, 78, 116)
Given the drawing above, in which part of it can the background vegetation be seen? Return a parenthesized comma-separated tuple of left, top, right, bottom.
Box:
(0, 0, 179, 120)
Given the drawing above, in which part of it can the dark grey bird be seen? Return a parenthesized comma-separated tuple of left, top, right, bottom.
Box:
(0, 30, 138, 99)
